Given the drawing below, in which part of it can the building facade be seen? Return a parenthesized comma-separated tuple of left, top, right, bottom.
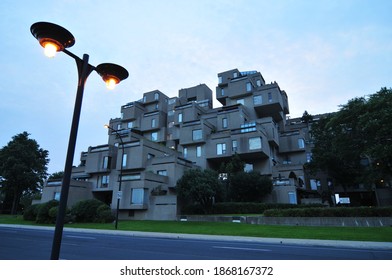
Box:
(41, 68, 385, 220)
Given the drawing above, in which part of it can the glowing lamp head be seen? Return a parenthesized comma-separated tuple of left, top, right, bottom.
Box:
(31, 22, 75, 57)
(41, 40, 61, 58)
(104, 75, 120, 90)
(96, 63, 129, 90)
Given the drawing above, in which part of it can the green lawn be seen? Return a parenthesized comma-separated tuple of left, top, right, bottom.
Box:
(1, 215, 391, 242)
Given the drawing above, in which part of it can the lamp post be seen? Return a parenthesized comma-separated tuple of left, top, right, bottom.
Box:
(104, 125, 124, 230)
(31, 22, 128, 260)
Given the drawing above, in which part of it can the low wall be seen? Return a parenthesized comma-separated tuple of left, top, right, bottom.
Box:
(177, 215, 392, 227)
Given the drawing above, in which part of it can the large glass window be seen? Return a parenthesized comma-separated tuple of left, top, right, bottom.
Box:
(151, 132, 158, 141)
(249, 137, 262, 150)
(232, 140, 238, 152)
(100, 175, 109, 188)
(122, 153, 127, 167)
(131, 188, 144, 204)
(154, 92, 159, 100)
(217, 143, 226, 155)
(246, 82, 252, 92)
(192, 129, 202, 141)
(196, 146, 202, 157)
(102, 156, 111, 169)
(298, 138, 305, 149)
(222, 118, 228, 129)
(288, 191, 297, 204)
(253, 95, 262, 105)
(183, 147, 188, 158)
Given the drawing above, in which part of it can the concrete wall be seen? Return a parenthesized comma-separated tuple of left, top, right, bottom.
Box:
(178, 215, 392, 227)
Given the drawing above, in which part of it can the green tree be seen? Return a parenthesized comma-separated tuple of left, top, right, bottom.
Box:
(48, 171, 64, 180)
(176, 168, 223, 214)
(308, 88, 392, 189)
(229, 171, 273, 202)
(0, 132, 49, 214)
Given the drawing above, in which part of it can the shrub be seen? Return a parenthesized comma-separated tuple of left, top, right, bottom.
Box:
(23, 203, 41, 221)
(71, 199, 110, 223)
(36, 200, 59, 224)
(96, 204, 115, 223)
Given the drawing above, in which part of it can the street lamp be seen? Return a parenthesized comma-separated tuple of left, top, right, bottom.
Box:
(31, 22, 128, 260)
(104, 124, 125, 230)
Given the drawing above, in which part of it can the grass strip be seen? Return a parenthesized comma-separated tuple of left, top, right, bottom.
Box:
(1, 215, 391, 242)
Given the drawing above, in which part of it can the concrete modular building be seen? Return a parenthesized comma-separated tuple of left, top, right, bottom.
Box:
(40, 68, 339, 220)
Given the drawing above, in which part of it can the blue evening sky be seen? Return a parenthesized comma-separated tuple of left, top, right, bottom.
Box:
(0, 0, 391, 175)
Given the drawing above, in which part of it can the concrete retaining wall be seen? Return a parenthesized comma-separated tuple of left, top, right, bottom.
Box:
(178, 215, 392, 227)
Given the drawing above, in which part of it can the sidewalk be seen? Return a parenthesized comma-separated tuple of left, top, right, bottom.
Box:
(2, 223, 392, 250)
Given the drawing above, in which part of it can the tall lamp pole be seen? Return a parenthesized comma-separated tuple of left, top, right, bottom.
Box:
(30, 22, 128, 260)
(104, 125, 124, 230)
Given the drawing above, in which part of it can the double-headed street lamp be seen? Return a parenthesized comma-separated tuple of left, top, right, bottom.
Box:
(31, 22, 129, 260)
(104, 125, 124, 230)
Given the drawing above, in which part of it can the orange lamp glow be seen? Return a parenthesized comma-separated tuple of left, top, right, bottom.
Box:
(104, 76, 120, 90)
(42, 41, 60, 58)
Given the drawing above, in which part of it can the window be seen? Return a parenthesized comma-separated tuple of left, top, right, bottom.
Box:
(237, 99, 244, 105)
(288, 191, 297, 204)
(232, 140, 238, 152)
(183, 147, 188, 158)
(256, 79, 262, 87)
(102, 156, 111, 169)
(151, 132, 158, 141)
(157, 170, 167, 176)
(217, 143, 226, 155)
(192, 129, 202, 141)
(196, 146, 202, 157)
(241, 122, 256, 133)
(143, 96, 146, 103)
(244, 163, 253, 172)
(218, 76, 223, 84)
(154, 92, 159, 100)
(249, 137, 262, 150)
(221, 88, 225, 96)
(178, 113, 183, 123)
(151, 118, 156, 128)
(253, 95, 262, 105)
(222, 118, 228, 129)
(121, 174, 141, 181)
(268, 92, 273, 103)
(122, 153, 127, 168)
(121, 112, 124, 119)
(131, 188, 144, 204)
(127, 122, 133, 129)
(246, 82, 252, 92)
(168, 121, 174, 128)
(233, 72, 238, 78)
(100, 175, 109, 188)
(53, 192, 60, 201)
(117, 123, 122, 130)
(298, 138, 305, 149)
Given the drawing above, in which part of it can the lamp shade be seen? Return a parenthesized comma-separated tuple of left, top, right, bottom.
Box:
(96, 63, 129, 85)
(31, 22, 75, 52)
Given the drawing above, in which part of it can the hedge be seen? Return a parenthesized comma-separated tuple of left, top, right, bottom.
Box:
(263, 207, 392, 217)
(181, 202, 326, 215)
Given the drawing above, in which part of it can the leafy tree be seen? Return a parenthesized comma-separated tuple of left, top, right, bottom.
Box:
(308, 88, 392, 189)
(0, 132, 49, 214)
(48, 171, 64, 180)
(176, 168, 223, 214)
(229, 171, 273, 202)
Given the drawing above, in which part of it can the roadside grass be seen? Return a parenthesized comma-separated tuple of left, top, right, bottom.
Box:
(1, 215, 392, 242)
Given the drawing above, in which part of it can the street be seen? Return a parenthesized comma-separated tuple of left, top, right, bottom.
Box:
(0, 225, 391, 260)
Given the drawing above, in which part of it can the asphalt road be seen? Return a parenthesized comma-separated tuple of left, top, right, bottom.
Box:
(1, 225, 391, 260)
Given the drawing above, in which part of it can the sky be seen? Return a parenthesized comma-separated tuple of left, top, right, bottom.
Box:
(0, 0, 391, 175)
